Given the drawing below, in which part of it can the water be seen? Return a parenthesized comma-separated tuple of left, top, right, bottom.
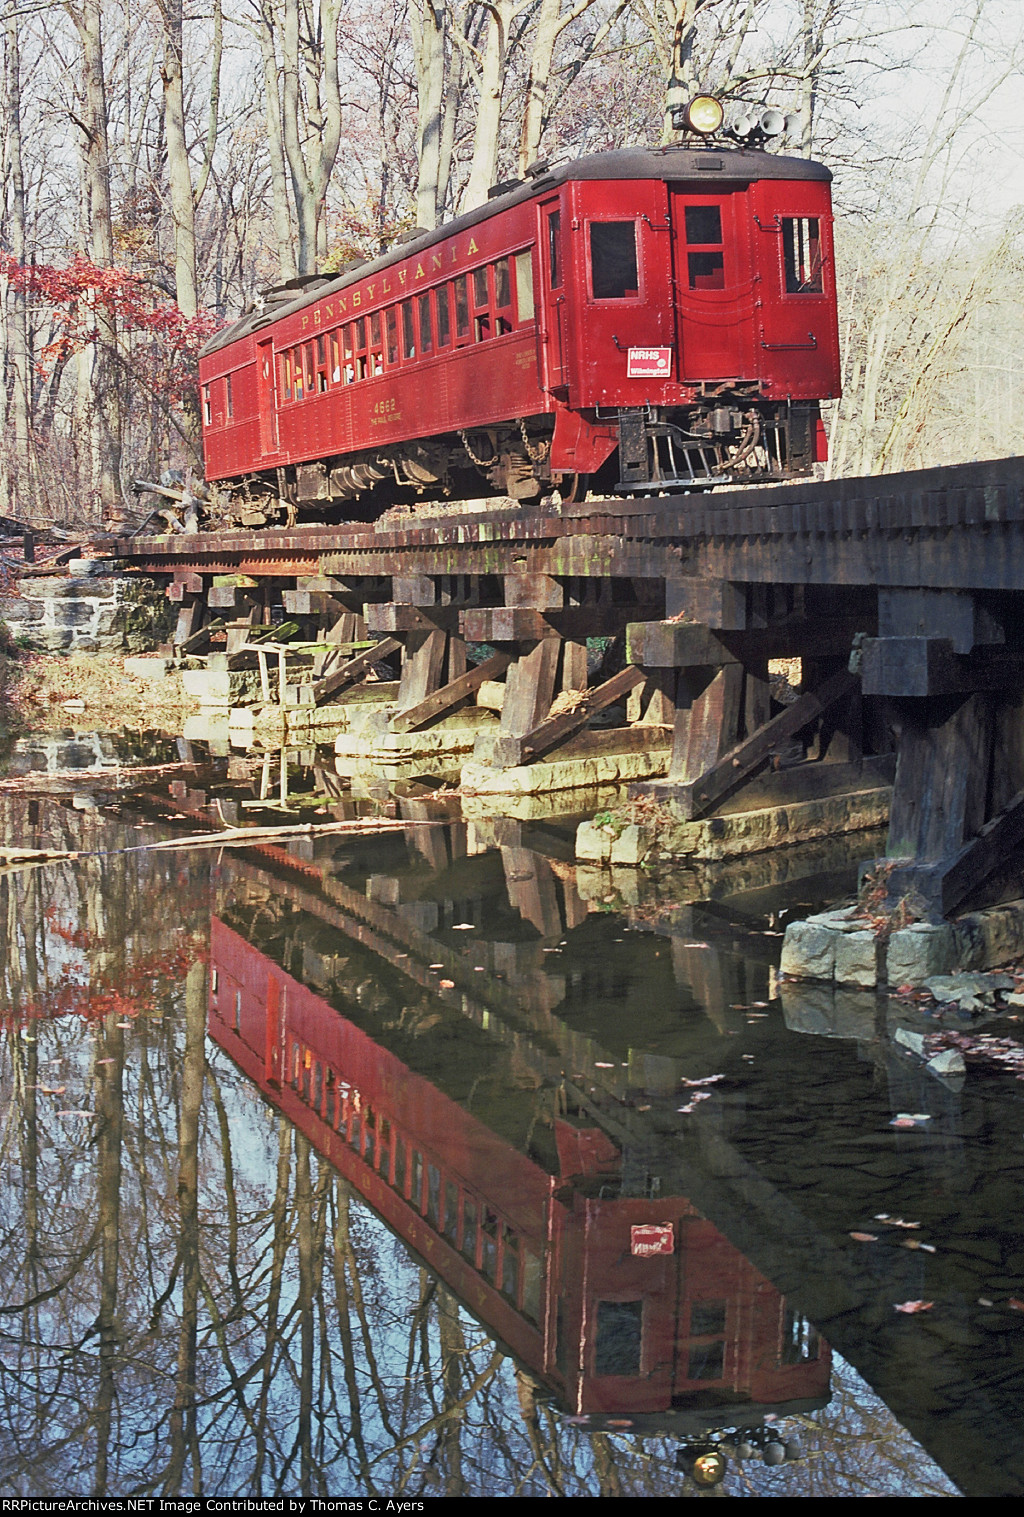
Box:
(6, 737, 1020, 1496)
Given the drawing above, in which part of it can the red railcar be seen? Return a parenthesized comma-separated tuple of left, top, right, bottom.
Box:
(198, 142, 839, 525)
(208, 915, 830, 1429)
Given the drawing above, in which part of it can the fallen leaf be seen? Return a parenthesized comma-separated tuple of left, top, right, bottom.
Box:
(438, 979, 455, 989)
(894, 1300, 934, 1314)
(452, 923, 475, 931)
(850, 1231, 878, 1243)
(1007, 1298, 1024, 1313)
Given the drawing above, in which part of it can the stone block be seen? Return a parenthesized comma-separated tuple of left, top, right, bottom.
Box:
(124, 656, 172, 681)
(779, 920, 837, 981)
(0, 596, 44, 624)
(181, 668, 259, 703)
(33, 628, 76, 652)
(62, 601, 97, 628)
(833, 929, 878, 987)
(576, 820, 612, 863)
(608, 867, 641, 905)
(609, 823, 649, 867)
(64, 558, 117, 577)
(574, 864, 609, 901)
(885, 923, 956, 986)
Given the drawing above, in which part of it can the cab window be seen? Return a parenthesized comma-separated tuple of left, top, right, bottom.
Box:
(685, 204, 724, 290)
(783, 217, 823, 293)
(590, 221, 638, 299)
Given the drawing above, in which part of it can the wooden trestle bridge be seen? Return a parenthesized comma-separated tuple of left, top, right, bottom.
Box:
(119, 453, 1024, 920)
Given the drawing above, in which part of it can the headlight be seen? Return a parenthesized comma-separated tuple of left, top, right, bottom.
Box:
(684, 95, 725, 135)
(692, 1450, 727, 1486)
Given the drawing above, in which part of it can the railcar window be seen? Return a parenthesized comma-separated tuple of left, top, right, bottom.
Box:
(501, 1224, 518, 1300)
(595, 1300, 643, 1376)
(418, 292, 433, 354)
(783, 216, 823, 293)
(590, 221, 639, 299)
(515, 251, 535, 321)
(481, 1207, 499, 1282)
(386, 308, 399, 365)
(688, 251, 724, 289)
(462, 1197, 478, 1261)
(547, 210, 562, 288)
(411, 1148, 424, 1209)
(444, 1181, 459, 1242)
(401, 301, 416, 359)
(225, 373, 233, 418)
(303, 342, 315, 393)
(315, 334, 328, 391)
(684, 204, 722, 244)
(494, 257, 512, 334)
(202, 384, 212, 424)
(330, 332, 341, 384)
(435, 285, 451, 346)
(471, 267, 491, 341)
(522, 1250, 542, 1325)
(278, 356, 291, 402)
(370, 311, 383, 374)
(353, 317, 368, 379)
(293, 354, 303, 400)
(688, 1339, 725, 1381)
(685, 202, 725, 290)
(377, 1115, 391, 1179)
(426, 1164, 441, 1226)
(392, 1136, 406, 1193)
(454, 275, 470, 340)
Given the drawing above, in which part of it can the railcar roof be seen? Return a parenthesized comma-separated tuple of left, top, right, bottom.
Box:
(202, 144, 831, 358)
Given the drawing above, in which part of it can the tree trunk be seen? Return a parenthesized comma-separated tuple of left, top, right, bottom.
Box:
(160, 0, 198, 317)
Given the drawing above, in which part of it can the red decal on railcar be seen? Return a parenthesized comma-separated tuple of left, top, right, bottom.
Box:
(630, 1223, 674, 1256)
(627, 347, 672, 379)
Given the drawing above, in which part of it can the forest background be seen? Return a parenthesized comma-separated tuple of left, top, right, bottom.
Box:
(1, 0, 1022, 524)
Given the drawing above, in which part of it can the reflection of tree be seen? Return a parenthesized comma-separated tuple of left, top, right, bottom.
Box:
(0, 801, 957, 1497)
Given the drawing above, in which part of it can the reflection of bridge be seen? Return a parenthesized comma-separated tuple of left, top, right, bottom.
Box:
(210, 908, 829, 1434)
(199, 818, 1024, 1494)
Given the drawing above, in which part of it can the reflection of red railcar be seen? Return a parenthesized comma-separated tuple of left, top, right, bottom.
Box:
(209, 917, 829, 1426)
(198, 144, 839, 525)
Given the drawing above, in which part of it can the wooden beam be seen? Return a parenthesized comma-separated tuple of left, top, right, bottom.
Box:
(311, 637, 401, 705)
(861, 637, 1024, 697)
(365, 602, 459, 634)
(626, 620, 739, 669)
(937, 788, 1024, 915)
(492, 665, 644, 767)
(396, 628, 448, 708)
(390, 652, 512, 732)
(499, 637, 562, 741)
(177, 615, 224, 654)
(671, 668, 858, 819)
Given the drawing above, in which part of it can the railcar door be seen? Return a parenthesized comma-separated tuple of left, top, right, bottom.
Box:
(537, 197, 570, 395)
(572, 180, 675, 408)
(749, 180, 840, 400)
(257, 338, 279, 457)
(670, 188, 756, 381)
